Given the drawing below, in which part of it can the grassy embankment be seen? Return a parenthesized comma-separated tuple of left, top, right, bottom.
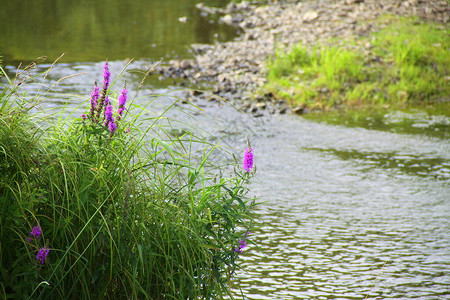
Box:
(263, 16, 449, 114)
(0, 61, 255, 299)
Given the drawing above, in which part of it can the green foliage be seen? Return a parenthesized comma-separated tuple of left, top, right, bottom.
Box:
(265, 43, 364, 108)
(263, 16, 450, 109)
(0, 63, 255, 299)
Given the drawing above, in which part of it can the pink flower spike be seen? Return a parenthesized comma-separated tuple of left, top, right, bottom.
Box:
(243, 148, 254, 172)
(102, 62, 111, 91)
(118, 88, 128, 107)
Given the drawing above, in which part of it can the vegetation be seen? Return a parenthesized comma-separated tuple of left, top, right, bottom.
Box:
(263, 16, 450, 111)
(0, 61, 256, 299)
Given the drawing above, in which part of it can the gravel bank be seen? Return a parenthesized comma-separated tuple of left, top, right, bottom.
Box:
(156, 0, 449, 115)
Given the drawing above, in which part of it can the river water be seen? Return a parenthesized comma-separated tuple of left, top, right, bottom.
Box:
(1, 1, 449, 299)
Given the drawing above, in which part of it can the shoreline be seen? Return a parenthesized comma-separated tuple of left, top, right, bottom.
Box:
(156, 0, 449, 116)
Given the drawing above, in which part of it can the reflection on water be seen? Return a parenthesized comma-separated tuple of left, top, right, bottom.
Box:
(0, 0, 235, 64)
(305, 147, 450, 180)
(304, 106, 450, 139)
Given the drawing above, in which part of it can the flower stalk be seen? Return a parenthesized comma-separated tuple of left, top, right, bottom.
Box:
(243, 148, 254, 172)
(96, 62, 111, 121)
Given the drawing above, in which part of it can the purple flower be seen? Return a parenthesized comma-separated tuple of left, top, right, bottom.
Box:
(242, 148, 254, 172)
(118, 88, 128, 107)
(117, 88, 128, 120)
(104, 102, 113, 125)
(90, 84, 100, 110)
(104, 103, 117, 135)
(29, 226, 41, 240)
(235, 231, 251, 253)
(105, 96, 110, 106)
(102, 62, 111, 91)
(109, 121, 117, 135)
(36, 246, 50, 264)
(235, 239, 247, 253)
(96, 62, 111, 120)
(89, 84, 100, 121)
(104, 102, 117, 136)
(81, 114, 88, 120)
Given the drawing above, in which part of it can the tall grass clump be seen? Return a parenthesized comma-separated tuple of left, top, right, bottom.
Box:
(263, 16, 449, 110)
(0, 61, 256, 299)
(265, 43, 364, 108)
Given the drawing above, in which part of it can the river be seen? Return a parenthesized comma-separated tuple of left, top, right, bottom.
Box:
(1, 0, 449, 299)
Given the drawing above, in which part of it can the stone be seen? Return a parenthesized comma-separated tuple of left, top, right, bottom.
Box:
(179, 60, 191, 70)
(292, 105, 308, 115)
(279, 106, 289, 114)
(303, 11, 319, 22)
(346, 0, 365, 4)
(255, 102, 267, 109)
(221, 14, 233, 25)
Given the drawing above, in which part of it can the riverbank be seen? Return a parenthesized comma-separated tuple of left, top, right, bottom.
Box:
(156, 0, 449, 115)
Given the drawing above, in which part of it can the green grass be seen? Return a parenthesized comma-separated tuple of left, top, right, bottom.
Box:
(263, 16, 450, 110)
(0, 61, 256, 299)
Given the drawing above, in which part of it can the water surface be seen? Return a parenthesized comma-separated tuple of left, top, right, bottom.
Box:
(0, 0, 235, 64)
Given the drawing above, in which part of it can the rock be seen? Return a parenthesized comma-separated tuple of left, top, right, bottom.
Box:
(205, 94, 216, 102)
(241, 101, 252, 110)
(221, 14, 233, 25)
(236, 1, 250, 10)
(364, 42, 373, 49)
(190, 44, 210, 55)
(239, 20, 254, 29)
(264, 92, 274, 100)
(292, 105, 308, 115)
(303, 11, 319, 22)
(255, 102, 267, 110)
(245, 32, 257, 40)
(279, 106, 289, 114)
(250, 105, 259, 113)
(175, 60, 191, 70)
(346, 0, 365, 4)
(192, 90, 203, 96)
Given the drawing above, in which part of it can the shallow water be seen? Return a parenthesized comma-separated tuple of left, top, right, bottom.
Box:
(1, 1, 450, 298)
(234, 113, 450, 299)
